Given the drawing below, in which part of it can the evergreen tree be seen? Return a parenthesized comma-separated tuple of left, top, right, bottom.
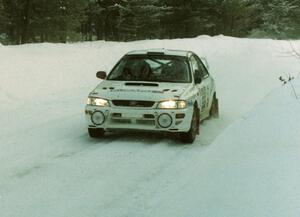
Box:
(94, 0, 124, 41)
(31, 0, 87, 43)
(0, 0, 7, 34)
(1, 0, 87, 44)
(162, 0, 195, 38)
(260, 0, 300, 38)
(118, 0, 170, 40)
(211, 0, 262, 37)
(1, 0, 300, 44)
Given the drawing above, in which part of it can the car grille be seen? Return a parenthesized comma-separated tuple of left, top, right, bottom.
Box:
(112, 100, 155, 108)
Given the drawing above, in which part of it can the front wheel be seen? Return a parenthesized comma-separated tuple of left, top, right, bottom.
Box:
(179, 108, 199, 144)
(88, 128, 105, 138)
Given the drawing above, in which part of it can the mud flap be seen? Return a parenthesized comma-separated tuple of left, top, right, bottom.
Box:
(212, 98, 219, 118)
(196, 107, 200, 135)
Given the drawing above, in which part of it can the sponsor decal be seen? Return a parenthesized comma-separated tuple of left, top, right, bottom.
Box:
(110, 89, 164, 94)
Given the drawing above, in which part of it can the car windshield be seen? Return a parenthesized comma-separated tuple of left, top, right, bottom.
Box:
(107, 55, 191, 83)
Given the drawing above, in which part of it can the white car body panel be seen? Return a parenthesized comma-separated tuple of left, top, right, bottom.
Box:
(90, 81, 193, 102)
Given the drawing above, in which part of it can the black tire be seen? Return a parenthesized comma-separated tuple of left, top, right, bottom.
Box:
(210, 94, 219, 118)
(179, 107, 199, 144)
(88, 128, 105, 138)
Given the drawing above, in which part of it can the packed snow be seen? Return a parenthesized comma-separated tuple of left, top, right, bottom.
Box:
(0, 36, 300, 217)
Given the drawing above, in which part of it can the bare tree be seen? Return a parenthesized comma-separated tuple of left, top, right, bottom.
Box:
(288, 41, 300, 59)
(278, 41, 300, 99)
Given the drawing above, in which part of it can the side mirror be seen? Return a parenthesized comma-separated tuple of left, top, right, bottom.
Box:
(96, 71, 107, 80)
(194, 70, 202, 84)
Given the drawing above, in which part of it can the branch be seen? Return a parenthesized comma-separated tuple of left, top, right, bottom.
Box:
(277, 41, 300, 59)
(288, 40, 300, 59)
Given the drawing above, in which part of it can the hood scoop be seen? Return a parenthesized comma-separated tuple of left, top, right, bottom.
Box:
(125, 82, 159, 87)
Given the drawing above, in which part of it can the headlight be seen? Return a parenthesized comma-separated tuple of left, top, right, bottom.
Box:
(157, 100, 187, 109)
(87, 97, 110, 107)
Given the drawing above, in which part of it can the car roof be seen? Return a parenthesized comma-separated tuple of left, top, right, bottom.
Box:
(126, 49, 192, 57)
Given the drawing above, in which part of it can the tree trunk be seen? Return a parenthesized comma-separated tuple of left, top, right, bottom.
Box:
(21, 0, 32, 44)
(104, 13, 109, 41)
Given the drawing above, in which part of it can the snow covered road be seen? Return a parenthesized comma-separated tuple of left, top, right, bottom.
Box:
(0, 36, 300, 217)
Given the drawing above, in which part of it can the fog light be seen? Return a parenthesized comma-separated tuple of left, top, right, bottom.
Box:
(144, 114, 155, 119)
(176, 113, 185, 119)
(112, 113, 122, 118)
(158, 113, 172, 128)
(91, 111, 105, 125)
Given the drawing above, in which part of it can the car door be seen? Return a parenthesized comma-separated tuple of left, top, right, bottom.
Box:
(190, 55, 207, 116)
(195, 55, 212, 114)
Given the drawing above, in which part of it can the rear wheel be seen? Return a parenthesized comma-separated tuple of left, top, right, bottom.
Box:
(210, 93, 219, 118)
(88, 128, 105, 138)
(179, 107, 199, 144)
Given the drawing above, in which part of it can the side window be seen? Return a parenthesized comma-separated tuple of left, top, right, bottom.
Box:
(196, 56, 209, 78)
(190, 55, 201, 79)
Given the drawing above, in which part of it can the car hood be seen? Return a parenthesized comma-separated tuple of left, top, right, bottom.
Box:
(89, 80, 193, 101)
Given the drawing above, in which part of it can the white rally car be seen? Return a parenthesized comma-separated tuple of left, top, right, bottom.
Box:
(85, 49, 218, 143)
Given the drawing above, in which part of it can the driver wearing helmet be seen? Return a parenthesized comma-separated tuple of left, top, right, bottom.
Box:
(168, 59, 187, 81)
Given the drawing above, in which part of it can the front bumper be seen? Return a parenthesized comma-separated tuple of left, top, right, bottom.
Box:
(85, 105, 193, 133)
